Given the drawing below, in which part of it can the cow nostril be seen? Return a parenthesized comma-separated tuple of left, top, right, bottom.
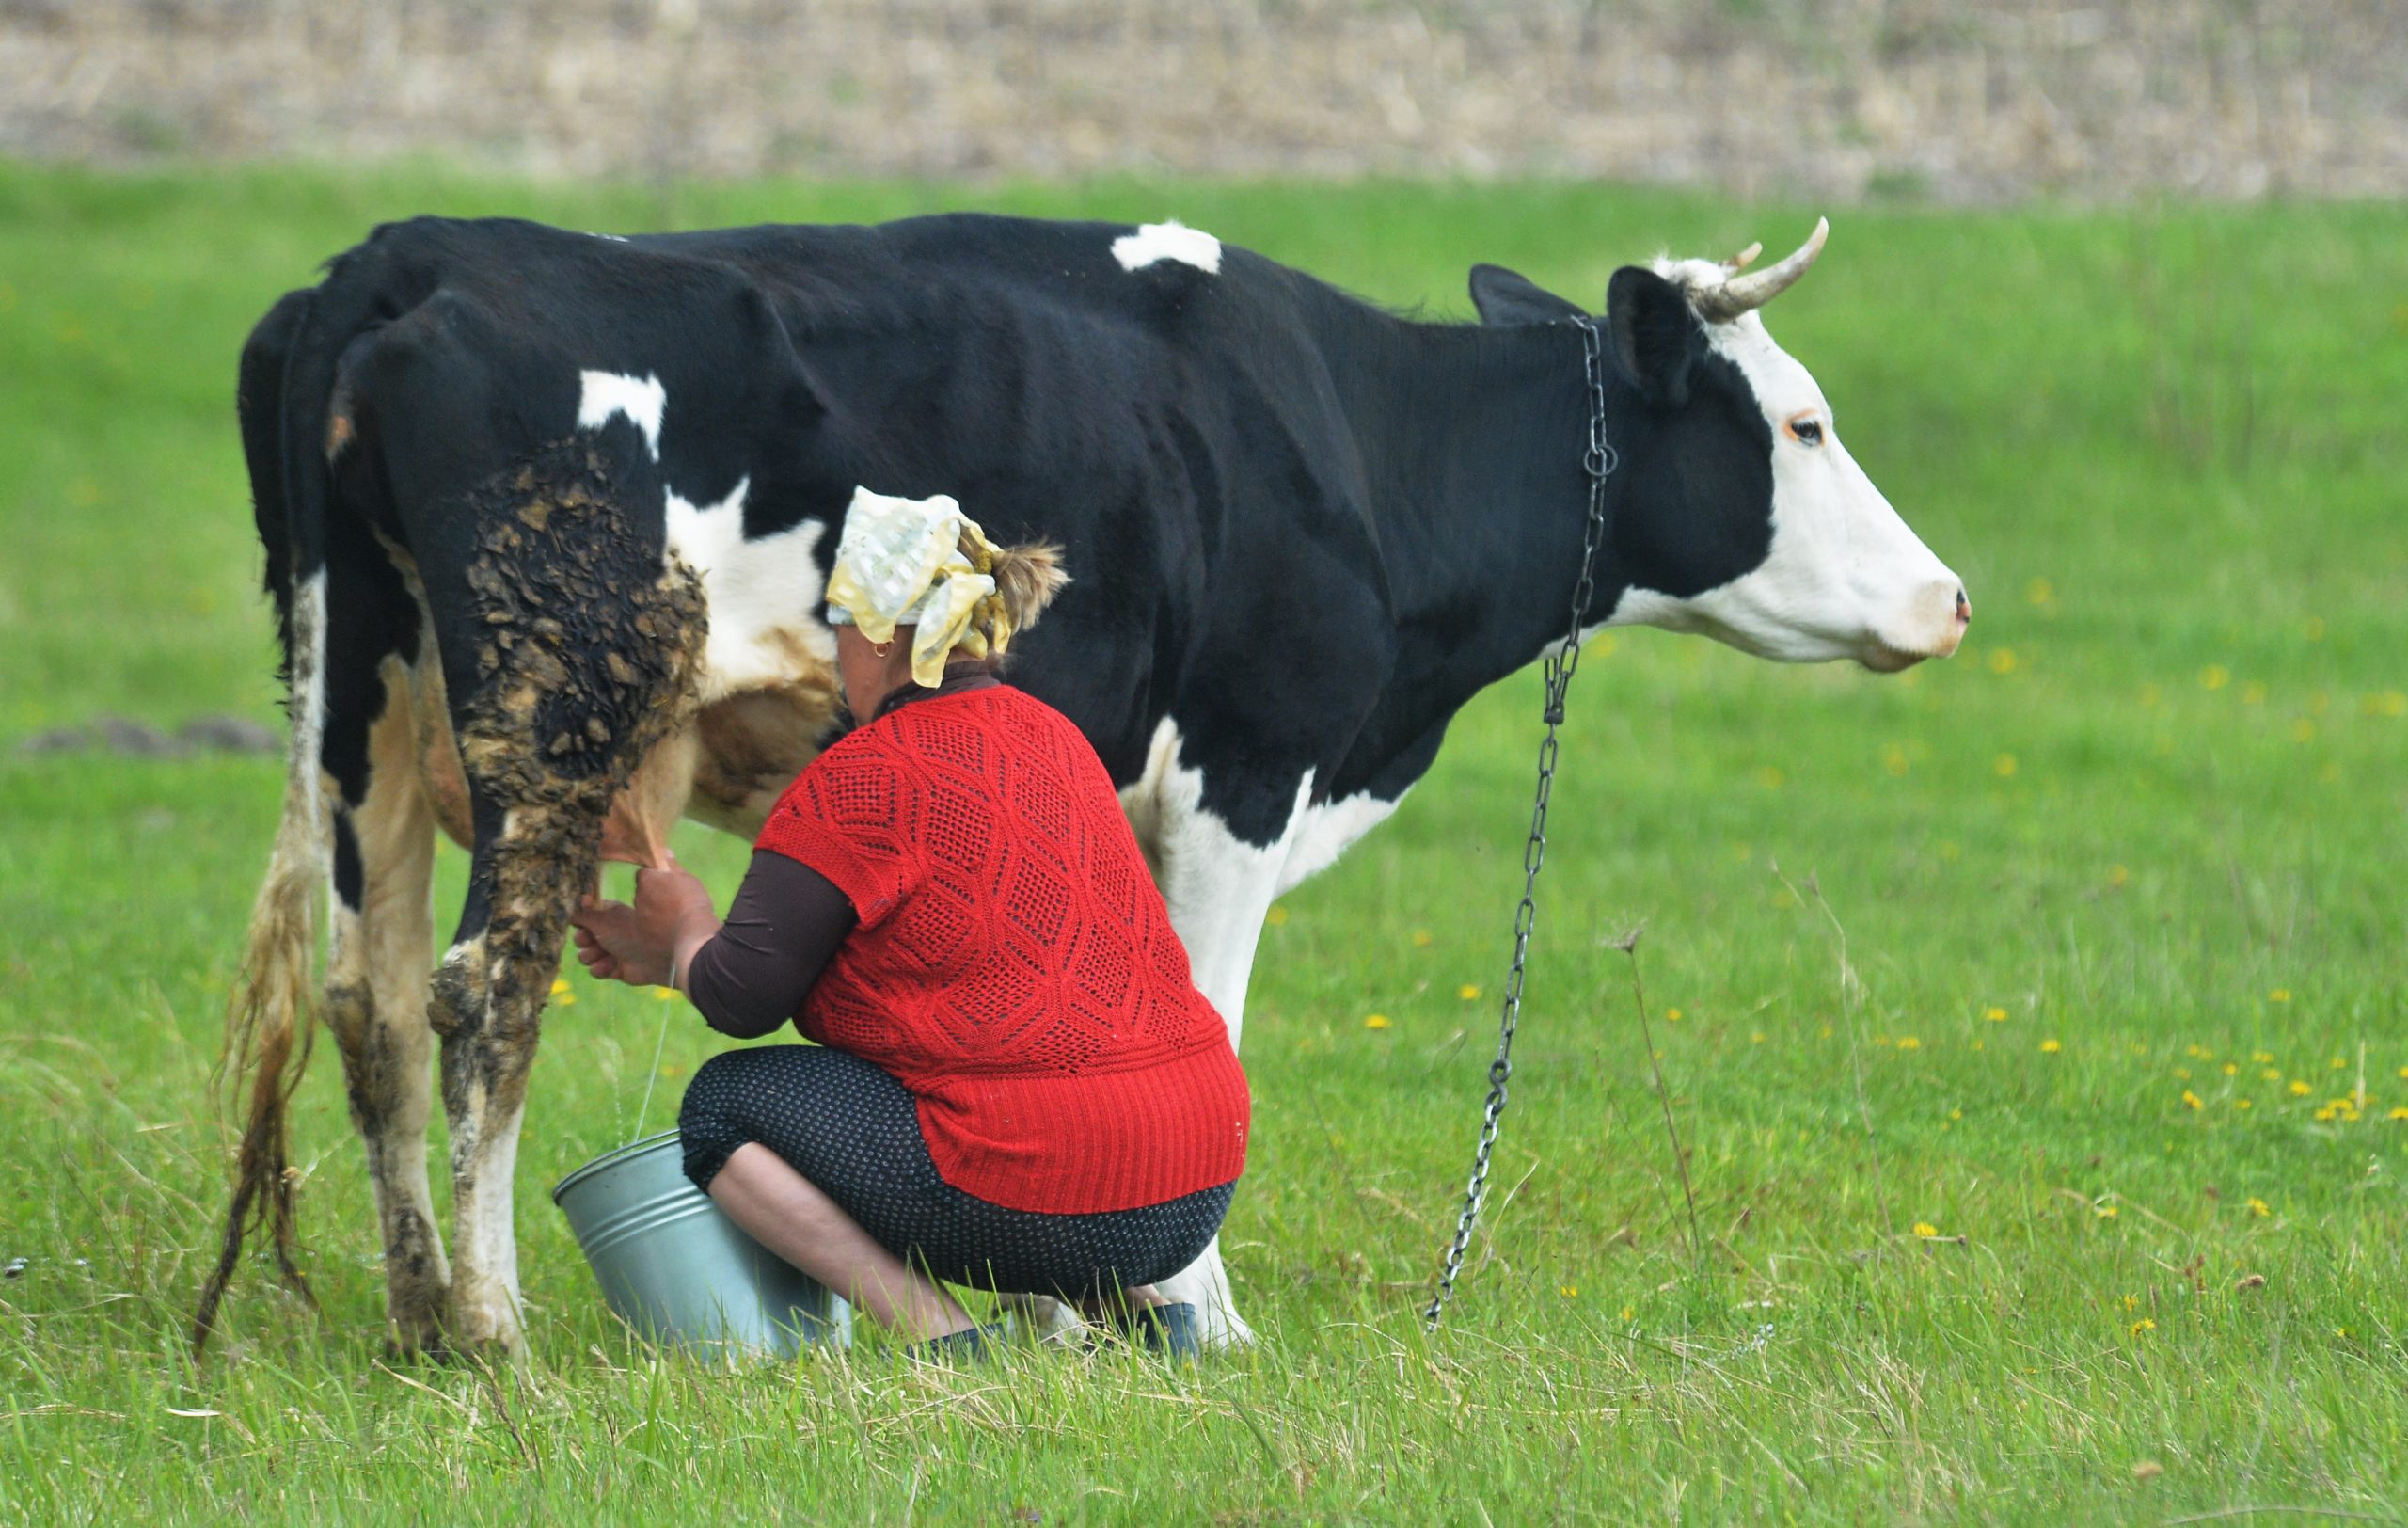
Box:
(1954, 588, 1972, 625)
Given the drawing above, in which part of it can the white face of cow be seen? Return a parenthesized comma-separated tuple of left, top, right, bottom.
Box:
(1608, 283, 1970, 671)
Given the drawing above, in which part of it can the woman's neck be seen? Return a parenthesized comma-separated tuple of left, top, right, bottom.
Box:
(869, 664, 1000, 722)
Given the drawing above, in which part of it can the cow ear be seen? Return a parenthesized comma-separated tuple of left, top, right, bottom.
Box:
(1605, 265, 1697, 406)
(1468, 264, 1586, 326)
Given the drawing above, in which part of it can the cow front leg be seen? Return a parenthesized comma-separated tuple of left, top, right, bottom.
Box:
(325, 656, 450, 1353)
(1131, 749, 1312, 1349)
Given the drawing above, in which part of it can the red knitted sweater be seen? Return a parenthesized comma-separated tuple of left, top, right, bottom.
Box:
(753, 683, 1249, 1214)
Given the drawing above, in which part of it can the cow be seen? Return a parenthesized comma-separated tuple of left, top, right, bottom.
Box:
(197, 210, 1968, 1360)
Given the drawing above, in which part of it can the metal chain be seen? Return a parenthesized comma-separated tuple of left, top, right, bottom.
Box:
(1424, 317, 1617, 1329)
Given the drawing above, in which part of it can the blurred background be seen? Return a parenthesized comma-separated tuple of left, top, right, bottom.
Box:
(5, 0, 2402, 199)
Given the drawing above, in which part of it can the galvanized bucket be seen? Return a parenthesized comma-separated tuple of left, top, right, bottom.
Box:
(551, 1130, 851, 1358)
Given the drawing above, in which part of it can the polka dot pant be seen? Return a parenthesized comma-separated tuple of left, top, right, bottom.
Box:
(678, 1044, 1234, 1300)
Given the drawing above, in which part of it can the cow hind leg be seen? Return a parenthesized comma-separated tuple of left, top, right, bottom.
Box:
(419, 438, 706, 1358)
(325, 654, 451, 1354)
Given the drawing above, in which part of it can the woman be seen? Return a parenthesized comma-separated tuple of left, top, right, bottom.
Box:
(569, 488, 1247, 1360)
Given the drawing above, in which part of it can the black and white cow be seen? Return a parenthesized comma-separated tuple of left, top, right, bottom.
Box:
(198, 211, 1967, 1358)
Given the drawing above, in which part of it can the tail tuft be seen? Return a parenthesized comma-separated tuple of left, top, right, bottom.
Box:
(194, 573, 330, 1355)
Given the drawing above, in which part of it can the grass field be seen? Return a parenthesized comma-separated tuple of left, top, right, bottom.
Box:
(4, 162, 2406, 1524)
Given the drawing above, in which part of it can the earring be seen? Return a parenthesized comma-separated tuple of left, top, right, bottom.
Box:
(872, 640, 893, 658)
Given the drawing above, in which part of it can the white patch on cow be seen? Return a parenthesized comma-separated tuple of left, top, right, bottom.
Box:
(1112, 220, 1222, 275)
(585, 231, 629, 242)
(661, 478, 834, 705)
(577, 369, 666, 459)
(446, 1090, 526, 1346)
(1604, 279, 1966, 670)
(1276, 788, 1404, 896)
(575, 369, 836, 705)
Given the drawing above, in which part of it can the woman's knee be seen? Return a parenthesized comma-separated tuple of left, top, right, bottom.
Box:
(676, 1050, 757, 1189)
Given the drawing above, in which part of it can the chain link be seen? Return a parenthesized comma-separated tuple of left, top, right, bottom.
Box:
(1424, 317, 1616, 1329)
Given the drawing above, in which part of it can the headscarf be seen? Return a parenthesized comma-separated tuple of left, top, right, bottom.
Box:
(823, 486, 1017, 688)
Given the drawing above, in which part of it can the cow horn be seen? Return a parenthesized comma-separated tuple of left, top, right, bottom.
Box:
(1691, 217, 1828, 322)
(1722, 240, 1763, 274)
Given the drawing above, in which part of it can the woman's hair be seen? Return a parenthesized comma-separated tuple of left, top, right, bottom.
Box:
(990, 541, 1071, 634)
(949, 540, 1070, 676)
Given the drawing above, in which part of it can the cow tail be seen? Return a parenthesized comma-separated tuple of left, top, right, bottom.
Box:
(194, 279, 361, 1352)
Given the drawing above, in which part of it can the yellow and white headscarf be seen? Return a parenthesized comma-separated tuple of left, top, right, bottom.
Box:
(824, 486, 1018, 688)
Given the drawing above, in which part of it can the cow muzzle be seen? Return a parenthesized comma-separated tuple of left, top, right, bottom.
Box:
(1861, 579, 1971, 672)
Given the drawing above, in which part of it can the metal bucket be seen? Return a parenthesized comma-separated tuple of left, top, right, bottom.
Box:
(551, 1130, 850, 1358)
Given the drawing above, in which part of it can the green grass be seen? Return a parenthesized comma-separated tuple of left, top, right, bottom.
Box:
(5, 161, 2408, 1524)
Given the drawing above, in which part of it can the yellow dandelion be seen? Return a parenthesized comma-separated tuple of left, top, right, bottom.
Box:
(1972, 1040, 1985, 1051)
(2181, 1090, 2203, 1110)
(2175, 1067, 2193, 1080)
(2236, 1098, 2253, 1110)
(1559, 1284, 1579, 1298)
(1666, 1008, 1683, 1023)
(1912, 1222, 1940, 1239)
(2331, 1056, 2349, 1071)
(2131, 1317, 2156, 1335)
(653, 986, 677, 1001)
(2268, 988, 2291, 1003)
(1984, 1006, 2009, 1023)
(550, 978, 572, 996)
(1457, 983, 1482, 1000)
(2108, 864, 2131, 888)
(1264, 904, 1290, 926)
(2388, 1107, 2408, 1122)
(2289, 718, 2316, 743)
(1363, 1013, 1391, 1030)
(2096, 1203, 2119, 1218)
(1750, 1031, 1766, 1044)
(2201, 664, 2230, 692)
(1898, 1036, 1921, 1050)
(552, 990, 576, 1007)
(1620, 1306, 1635, 1323)
(1411, 929, 1434, 947)
(1988, 647, 2018, 676)
(2120, 1295, 2140, 1311)
(2041, 1038, 2063, 1054)
(2026, 577, 2055, 606)
(2246, 1197, 2269, 1216)
(2289, 1079, 2311, 1096)
(2262, 1068, 2283, 1082)
(2253, 1051, 2274, 1064)
(1949, 1107, 1963, 1121)
(2222, 1062, 2238, 1075)
(1993, 753, 2020, 778)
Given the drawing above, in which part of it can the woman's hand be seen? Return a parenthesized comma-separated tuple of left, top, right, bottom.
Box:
(568, 855, 722, 991)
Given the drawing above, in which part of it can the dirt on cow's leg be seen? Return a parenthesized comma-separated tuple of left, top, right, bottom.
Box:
(427, 438, 706, 1360)
(325, 655, 452, 1356)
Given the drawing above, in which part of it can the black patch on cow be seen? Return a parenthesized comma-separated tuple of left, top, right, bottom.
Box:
(331, 807, 364, 910)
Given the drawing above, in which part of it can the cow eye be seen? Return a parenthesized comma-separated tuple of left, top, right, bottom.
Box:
(1787, 415, 1825, 447)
